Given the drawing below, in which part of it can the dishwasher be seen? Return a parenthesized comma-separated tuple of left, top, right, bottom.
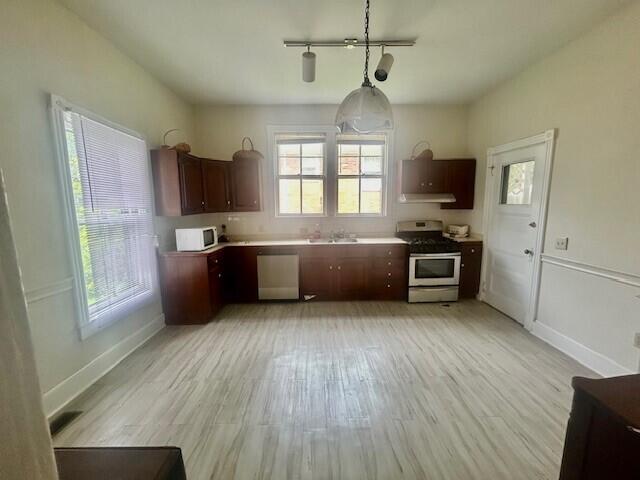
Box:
(257, 252, 299, 300)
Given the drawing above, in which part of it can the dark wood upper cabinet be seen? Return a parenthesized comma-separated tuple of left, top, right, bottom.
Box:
(230, 156, 261, 211)
(151, 149, 262, 216)
(398, 157, 476, 209)
(178, 154, 205, 215)
(441, 159, 476, 210)
(202, 159, 231, 213)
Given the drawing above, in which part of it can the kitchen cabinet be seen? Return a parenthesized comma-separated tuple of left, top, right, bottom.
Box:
(226, 246, 259, 303)
(559, 374, 640, 480)
(441, 159, 476, 210)
(230, 156, 261, 211)
(398, 157, 476, 209)
(178, 154, 205, 214)
(151, 149, 260, 216)
(202, 159, 231, 212)
(335, 257, 369, 300)
(299, 257, 334, 300)
(459, 242, 483, 299)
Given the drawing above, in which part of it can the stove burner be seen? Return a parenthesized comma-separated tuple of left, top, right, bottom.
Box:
(397, 234, 461, 254)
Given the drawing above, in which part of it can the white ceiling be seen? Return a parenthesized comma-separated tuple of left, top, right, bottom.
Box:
(58, 0, 628, 105)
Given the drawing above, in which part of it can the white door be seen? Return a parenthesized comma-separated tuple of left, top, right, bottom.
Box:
(483, 133, 554, 326)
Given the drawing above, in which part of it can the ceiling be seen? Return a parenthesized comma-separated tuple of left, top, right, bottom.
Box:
(58, 0, 628, 105)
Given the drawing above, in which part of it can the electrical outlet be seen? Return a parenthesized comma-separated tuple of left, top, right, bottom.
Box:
(555, 237, 569, 250)
(634, 333, 640, 349)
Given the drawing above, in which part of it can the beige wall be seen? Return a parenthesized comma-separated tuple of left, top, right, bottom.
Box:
(468, 2, 640, 372)
(0, 0, 194, 413)
(188, 104, 475, 245)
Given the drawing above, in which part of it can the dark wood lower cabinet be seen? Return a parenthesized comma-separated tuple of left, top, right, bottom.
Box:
(559, 374, 640, 480)
(159, 243, 409, 324)
(459, 242, 483, 298)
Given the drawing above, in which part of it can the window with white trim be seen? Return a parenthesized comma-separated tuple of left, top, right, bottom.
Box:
(275, 134, 326, 216)
(53, 97, 157, 338)
(337, 135, 386, 215)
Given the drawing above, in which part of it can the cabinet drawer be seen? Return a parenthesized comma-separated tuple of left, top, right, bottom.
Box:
(371, 278, 407, 300)
(370, 245, 407, 259)
(460, 244, 482, 257)
(207, 250, 225, 271)
(372, 258, 407, 270)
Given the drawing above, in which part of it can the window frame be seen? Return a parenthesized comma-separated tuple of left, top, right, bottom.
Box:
(50, 94, 159, 340)
(268, 125, 390, 218)
(335, 136, 388, 217)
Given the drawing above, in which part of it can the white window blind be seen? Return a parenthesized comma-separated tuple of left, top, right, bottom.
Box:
(55, 100, 157, 338)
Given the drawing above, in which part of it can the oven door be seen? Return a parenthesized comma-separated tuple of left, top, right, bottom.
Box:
(409, 253, 461, 286)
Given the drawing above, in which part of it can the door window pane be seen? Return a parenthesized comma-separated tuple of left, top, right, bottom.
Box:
(279, 178, 300, 214)
(360, 177, 382, 214)
(500, 160, 535, 205)
(338, 178, 359, 214)
(302, 179, 324, 214)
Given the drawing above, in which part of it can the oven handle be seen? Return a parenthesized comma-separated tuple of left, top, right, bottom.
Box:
(410, 252, 461, 258)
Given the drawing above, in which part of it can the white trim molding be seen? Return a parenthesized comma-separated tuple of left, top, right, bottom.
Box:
(43, 314, 165, 418)
(24, 277, 74, 304)
(541, 254, 640, 289)
(532, 321, 634, 378)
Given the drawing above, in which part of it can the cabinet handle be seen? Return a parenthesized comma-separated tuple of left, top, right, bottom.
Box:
(428, 182, 433, 186)
(471, 248, 475, 253)
(253, 200, 257, 204)
(218, 273, 222, 278)
(329, 265, 333, 270)
(337, 265, 341, 271)
(202, 201, 205, 206)
(388, 251, 392, 256)
(215, 259, 218, 264)
(461, 264, 465, 268)
(388, 272, 392, 277)
(420, 182, 425, 187)
(628, 426, 640, 435)
(227, 200, 231, 205)
(387, 261, 392, 266)
(387, 284, 391, 288)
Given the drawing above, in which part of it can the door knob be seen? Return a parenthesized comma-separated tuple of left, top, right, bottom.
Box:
(529, 222, 537, 228)
(524, 249, 533, 256)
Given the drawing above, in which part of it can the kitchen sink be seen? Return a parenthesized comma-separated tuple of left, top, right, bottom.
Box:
(332, 238, 358, 243)
(307, 238, 358, 243)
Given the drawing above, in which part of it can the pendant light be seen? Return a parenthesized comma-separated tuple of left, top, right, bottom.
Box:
(335, 0, 393, 134)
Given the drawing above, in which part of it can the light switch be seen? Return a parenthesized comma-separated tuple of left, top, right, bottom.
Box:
(555, 237, 569, 250)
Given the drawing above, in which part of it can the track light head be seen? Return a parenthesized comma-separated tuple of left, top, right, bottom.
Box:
(374, 52, 394, 82)
(302, 47, 316, 82)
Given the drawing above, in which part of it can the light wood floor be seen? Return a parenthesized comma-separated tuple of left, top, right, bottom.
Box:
(54, 300, 594, 480)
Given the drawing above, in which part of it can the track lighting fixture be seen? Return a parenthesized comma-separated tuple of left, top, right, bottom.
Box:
(375, 47, 394, 82)
(302, 45, 316, 82)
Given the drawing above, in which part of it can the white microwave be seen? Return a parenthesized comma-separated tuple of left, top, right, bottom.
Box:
(175, 226, 218, 251)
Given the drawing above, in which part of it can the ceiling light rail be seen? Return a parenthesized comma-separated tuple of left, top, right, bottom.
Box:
(284, 39, 416, 48)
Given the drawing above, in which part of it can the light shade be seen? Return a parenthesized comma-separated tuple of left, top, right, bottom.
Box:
(302, 51, 316, 82)
(335, 85, 393, 133)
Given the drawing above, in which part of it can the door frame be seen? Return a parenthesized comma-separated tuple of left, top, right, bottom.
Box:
(479, 129, 557, 331)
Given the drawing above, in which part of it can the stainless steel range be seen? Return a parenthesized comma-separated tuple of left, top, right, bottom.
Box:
(396, 220, 461, 303)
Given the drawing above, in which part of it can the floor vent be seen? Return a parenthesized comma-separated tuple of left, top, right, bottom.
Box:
(49, 410, 83, 437)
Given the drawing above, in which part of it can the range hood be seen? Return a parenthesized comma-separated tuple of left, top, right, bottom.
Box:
(398, 193, 456, 203)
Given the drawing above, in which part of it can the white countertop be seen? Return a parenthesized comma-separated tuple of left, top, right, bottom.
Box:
(163, 237, 407, 255)
(443, 233, 483, 243)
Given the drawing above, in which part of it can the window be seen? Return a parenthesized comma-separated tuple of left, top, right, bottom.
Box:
(53, 96, 157, 338)
(337, 135, 386, 215)
(500, 159, 535, 205)
(275, 134, 326, 216)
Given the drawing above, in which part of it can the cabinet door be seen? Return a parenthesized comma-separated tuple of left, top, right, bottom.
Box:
(202, 160, 231, 212)
(400, 159, 428, 194)
(424, 160, 447, 193)
(178, 154, 204, 214)
(459, 244, 482, 298)
(336, 258, 368, 300)
(441, 159, 476, 210)
(226, 247, 259, 302)
(300, 257, 334, 300)
(368, 258, 408, 300)
(230, 157, 261, 211)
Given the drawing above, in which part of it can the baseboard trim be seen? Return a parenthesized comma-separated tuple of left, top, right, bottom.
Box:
(532, 321, 634, 377)
(43, 314, 165, 418)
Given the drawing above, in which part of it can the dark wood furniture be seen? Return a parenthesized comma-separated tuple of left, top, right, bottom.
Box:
(151, 149, 259, 216)
(398, 157, 476, 209)
(559, 374, 640, 480)
(458, 241, 483, 298)
(159, 243, 408, 325)
(54, 447, 186, 480)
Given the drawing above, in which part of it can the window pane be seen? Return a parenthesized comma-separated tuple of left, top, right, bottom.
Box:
(302, 179, 323, 214)
(301, 157, 323, 175)
(361, 144, 383, 156)
(361, 177, 382, 214)
(338, 144, 359, 156)
(279, 143, 300, 157)
(302, 142, 323, 157)
(500, 160, 535, 205)
(339, 156, 360, 175)
(279, 178, 300, 214)
(361, 156, 382, 174)
(338, 178, 359, 214)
